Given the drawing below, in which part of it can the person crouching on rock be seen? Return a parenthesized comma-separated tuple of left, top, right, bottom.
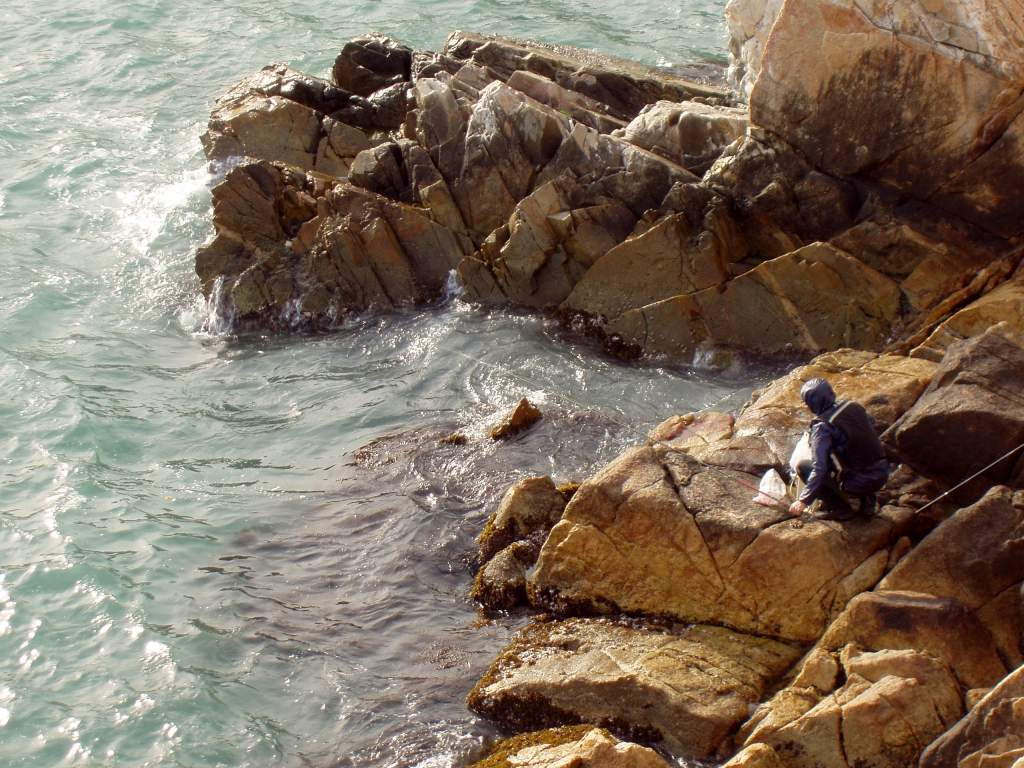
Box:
(788, 378, 890, 521)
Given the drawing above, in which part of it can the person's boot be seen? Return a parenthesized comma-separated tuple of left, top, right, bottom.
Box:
(813, 489, 856, 521)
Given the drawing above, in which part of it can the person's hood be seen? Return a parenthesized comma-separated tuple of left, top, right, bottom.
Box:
(800, 377, 836, 416)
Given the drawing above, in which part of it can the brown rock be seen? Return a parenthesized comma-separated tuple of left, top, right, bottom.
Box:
(619, 101, 749, 175)
(749, 647, 964, 768)
(414, 81, 572, 243)
(470, 727, 670, 768)
(704, 134, 860, 261)
(830, 217, 997, 314)
(200, 64, 354, 170)
(472, 542, 532, 611)
(315, 117, 372, 178)
(536, 123, 698, 222)
(818, 591, 1008, 690)
(443, 30, 728, 121)
(920, 664, 1024, 768)
(482, 176, 637, 309)
(468, 618, 800, 760)
(561, 208, 731, 324)
(885, 322, 1024, 489)
(332, 34, 412, 97)
(491, 398, 543, 441)
(292, 182, 469, 319)
(878, 486, 1024, 668)
(722, 743, 784, 768)
(751, 0, 1024, 239)
(725, 0, 785, 100)
(912, 274, 1024, 361)
(195, 160, 331, 308)
(478, 476, 567, 563)
(529, 443, 904, 643)
(507, 70, 627, 135)
(607, 242, 902, 363)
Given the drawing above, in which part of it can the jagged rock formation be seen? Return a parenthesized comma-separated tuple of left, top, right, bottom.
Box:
(196, 24, 1021, 364)
(920, 664, 1024, 768)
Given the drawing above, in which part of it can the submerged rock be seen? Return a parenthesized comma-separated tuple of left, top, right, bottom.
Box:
(491, 399, 544, 441)
(468, 617, 799, 760)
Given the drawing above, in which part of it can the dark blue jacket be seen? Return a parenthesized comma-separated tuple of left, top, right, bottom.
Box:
(798, 378, 884, 503)
(800, 419, 845, 504)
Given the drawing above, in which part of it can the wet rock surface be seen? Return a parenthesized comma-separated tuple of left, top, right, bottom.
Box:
(491, 398, 544, 441)
(468, 617, 799, 760)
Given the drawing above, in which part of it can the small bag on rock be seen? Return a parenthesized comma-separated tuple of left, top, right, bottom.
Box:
(753, 468, 787, 506)
(789, 431, 812, 479)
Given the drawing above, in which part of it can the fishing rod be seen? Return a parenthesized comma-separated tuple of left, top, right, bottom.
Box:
(912, 442, 1024, 515)
(437, 344, 795, 508)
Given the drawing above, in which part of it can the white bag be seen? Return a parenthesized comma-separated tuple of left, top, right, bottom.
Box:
(753, 468, 787, 506)
(789, 431, 812, 480)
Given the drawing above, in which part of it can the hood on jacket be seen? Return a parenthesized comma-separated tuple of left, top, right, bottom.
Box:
(800, 377, 836, 416)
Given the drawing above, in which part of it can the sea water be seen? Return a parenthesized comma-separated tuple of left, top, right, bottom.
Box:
(0, 1, 778, 765)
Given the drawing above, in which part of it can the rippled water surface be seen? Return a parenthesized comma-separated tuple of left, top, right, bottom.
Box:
(0, 1, 782, 765)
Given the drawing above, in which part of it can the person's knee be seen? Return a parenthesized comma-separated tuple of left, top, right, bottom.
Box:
(795, 459, 813, 481)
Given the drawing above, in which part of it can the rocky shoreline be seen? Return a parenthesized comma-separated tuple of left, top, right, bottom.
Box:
(194, 1, 1024, 765)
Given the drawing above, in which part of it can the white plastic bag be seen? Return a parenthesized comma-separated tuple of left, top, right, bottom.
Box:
(753, 468, 787, 506)
(789, 431, 812, 480)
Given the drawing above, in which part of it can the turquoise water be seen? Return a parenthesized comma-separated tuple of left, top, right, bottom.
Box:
(0, 2, 763, 766)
